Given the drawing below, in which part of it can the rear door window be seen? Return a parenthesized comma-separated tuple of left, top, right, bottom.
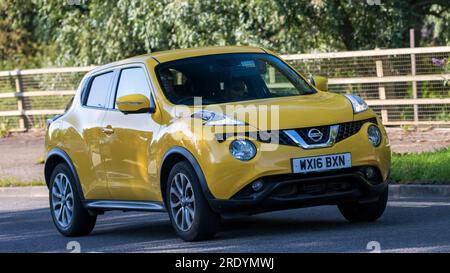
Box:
(85, 72, 114, 108)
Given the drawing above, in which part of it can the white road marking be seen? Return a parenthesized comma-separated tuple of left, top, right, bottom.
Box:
(388, 201, 450, 208)
(383, 245, 450, 253)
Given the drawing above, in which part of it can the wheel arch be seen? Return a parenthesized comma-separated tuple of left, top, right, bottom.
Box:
(160, 147, 214, 206)
(45, 148, 85, 200)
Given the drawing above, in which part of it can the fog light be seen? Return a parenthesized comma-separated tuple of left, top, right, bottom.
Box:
(251, 180, 264, 192)
(367, 125, 382, 147)
(229, 139, 257, 161)
(364, 167, 376, 179)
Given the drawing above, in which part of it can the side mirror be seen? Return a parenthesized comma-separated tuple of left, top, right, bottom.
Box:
(116, 94, 154, 114)
(310, 75, 329, 91)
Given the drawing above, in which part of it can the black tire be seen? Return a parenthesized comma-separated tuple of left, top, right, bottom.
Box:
(166, 161, 220, 241)
(338, 186, 388, 222)
(49, 163, 96, 236)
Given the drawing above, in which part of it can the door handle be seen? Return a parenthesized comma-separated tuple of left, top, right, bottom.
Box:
(102, 125, 114, 135)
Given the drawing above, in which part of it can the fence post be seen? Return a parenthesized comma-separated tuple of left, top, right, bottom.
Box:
(375, 60, 388, 124)
(410, 29, 419, 126)
(14, 70, 26, 130)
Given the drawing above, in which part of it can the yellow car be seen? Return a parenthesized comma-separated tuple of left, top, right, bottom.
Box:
(45, 46, 391, 241)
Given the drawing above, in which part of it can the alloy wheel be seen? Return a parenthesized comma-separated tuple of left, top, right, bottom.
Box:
(169, 173, 195, 231)
(51, 173, 74, 228)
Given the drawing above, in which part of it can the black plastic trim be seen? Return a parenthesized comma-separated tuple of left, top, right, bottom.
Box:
(45, 148, 85, 201)
(208, 169, 388, 216)
(109, 65, 157, 113)
(81, 70, 116, 109)
(161, 147, 216, 201)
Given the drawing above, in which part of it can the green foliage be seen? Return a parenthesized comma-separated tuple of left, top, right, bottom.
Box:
(0, 0, 56, 69)
(444, 57, 450, 86)
(1, 0, 450, 69)
(0, 121, 11, 137)
(391, 148, 450, 183)
(435, 109, 450, 121)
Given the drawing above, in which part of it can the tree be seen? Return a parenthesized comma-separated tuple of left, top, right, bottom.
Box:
(0, 0, 40, 69)
(1, 0, 449, 69)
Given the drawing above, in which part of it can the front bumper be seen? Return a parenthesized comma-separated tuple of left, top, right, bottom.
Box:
(199, 119, 391, 200)
(208, 167, 388, 216)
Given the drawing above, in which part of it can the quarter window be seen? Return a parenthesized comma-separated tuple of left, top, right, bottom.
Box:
(85, 72, 114, 108)
(115, 67, 151, 109)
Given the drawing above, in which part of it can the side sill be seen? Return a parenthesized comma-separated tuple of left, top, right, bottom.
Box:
(84, 200, 166, 212)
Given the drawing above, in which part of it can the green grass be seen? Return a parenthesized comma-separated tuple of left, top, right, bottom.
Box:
(391, 148, 450, 184)
(0, 177, 46, 187)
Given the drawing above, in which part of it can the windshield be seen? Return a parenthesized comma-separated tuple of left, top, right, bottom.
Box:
(155, 53, 316, 105)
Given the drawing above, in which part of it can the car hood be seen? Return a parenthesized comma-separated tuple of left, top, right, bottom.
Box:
(213, 92, 354, 130)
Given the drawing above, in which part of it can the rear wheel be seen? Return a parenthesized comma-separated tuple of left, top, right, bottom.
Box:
(166, 161, 220, 241)
(49, 163, 96, 236)
(338, 187, 388, 222)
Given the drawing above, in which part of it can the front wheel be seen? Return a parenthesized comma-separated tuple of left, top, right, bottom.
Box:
(49, 163, 96, 236)
(166, 161, 220, 241)
(338, 187, 388, 222)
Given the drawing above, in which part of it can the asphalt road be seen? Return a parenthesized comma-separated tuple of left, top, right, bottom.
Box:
(1, 194, 450, 253)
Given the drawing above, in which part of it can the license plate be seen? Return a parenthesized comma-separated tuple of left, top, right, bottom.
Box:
(292, 153, 352, 174)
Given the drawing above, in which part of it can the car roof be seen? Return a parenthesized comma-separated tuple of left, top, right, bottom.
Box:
(151, 46, 265, 63)
(89, 46, 266, 75)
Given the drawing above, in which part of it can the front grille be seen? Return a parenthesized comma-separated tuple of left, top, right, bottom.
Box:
(335, 118, 377, 143)
(215, 118, 377, 146)
(278, 131, 296, 146)
(216, 130, 297, 145)
(278, 117, 377, 147)
(216, 131, 281, 143)
(294, 125, 330, 145)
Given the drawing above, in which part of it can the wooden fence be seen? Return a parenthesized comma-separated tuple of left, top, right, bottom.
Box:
(0, 46, 449, 130)
(284, 46, 450, 126)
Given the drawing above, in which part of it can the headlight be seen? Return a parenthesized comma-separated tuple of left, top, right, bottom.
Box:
(367, 125, 382, 147)
(229, 139, 256, 161)
(192, 110, 245, 126)
(345, 94, 368, 114)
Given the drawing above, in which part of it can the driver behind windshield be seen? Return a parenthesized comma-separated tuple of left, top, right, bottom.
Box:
(227, 79, 249, 101)
(159, 68, 175, 95)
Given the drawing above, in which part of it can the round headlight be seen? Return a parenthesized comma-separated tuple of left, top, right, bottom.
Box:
(367, 125, 382, 147)
(229, 139, 257, 161)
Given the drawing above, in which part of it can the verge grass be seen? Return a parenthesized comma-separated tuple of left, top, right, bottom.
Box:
(0, 177, 46, 187)
(390, 148, 450, 184)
